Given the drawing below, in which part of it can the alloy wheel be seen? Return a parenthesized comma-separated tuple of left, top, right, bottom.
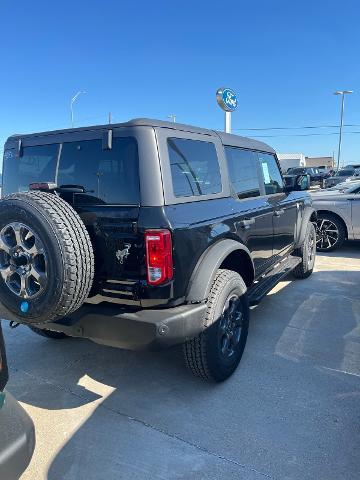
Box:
(316, 218, 339, 250)
(0, 222, 47, 299)
(218, 294, 243, 358)
(307, 226, 316, 266)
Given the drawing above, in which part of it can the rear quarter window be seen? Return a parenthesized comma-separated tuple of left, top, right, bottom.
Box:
(167, 138, 222, 197)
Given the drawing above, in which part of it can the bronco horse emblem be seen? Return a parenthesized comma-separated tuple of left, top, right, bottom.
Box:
(116, 243, 131, 264)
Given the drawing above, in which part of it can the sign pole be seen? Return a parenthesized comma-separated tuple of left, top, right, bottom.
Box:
(225, 111, 231, 133)
(216, 87, 237, 134)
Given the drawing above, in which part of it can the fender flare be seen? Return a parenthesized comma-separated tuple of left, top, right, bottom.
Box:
(295, 206, 317, 248)
(186, 239, 254, 303)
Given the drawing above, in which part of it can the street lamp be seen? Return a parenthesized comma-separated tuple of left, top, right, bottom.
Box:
(70, 91, 86, 127)
(334, 90, 353, 170)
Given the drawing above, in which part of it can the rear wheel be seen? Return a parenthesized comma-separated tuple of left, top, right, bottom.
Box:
(183, 269, 249, 382)
(316, 213, 346, 252)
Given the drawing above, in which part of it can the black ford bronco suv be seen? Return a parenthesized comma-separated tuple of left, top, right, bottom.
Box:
(0, 119, 316, 381)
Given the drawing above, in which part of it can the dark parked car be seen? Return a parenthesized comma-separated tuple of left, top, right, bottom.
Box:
(323, 168, 360, 188)
(0, 323, 35, 479)
(286, 167, 323, 185)
(0, 118, 316, 381)
(344, 164, 360, 170)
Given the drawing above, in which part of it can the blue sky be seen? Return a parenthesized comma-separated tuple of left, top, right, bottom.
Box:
(0, 0, 359, 165)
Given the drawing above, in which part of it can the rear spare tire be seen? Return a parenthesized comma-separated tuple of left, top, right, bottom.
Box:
(0, 191, 94, 324)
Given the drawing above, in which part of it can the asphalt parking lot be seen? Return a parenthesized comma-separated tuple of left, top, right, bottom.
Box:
(3, 243, 360, 480)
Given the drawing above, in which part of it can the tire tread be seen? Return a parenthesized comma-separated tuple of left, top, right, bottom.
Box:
(2, 191, 94, 322)
(183, 269, 247, 381)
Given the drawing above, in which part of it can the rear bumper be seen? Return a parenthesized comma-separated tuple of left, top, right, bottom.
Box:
(0, 391, 35, 479)
(31, 302, 207, 351)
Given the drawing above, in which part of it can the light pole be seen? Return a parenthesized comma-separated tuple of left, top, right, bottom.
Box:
(334, 90, 353, 170)
(70, 91, 86, 127)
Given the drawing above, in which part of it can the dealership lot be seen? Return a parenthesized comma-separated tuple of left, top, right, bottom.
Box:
(3, 243, 360, 480)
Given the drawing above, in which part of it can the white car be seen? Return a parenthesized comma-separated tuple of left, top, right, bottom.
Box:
(311, 181, 360, 251)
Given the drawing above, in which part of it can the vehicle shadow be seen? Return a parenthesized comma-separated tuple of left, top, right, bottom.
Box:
(5, 262, 360, 479)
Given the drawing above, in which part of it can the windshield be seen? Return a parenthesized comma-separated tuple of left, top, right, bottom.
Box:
(329, 181, 360, 192)
(287, 168, 304, 174)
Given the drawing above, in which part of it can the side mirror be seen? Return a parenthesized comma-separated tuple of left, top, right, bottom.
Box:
(284, 174, 310, 192)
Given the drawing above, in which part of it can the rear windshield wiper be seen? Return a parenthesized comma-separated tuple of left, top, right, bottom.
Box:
(57, 184, 94, 194)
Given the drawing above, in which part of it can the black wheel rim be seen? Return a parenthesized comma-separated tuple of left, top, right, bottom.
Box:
(316, 218, 339, 250)
(0, 222, 47, 299)
(218, 294, 243, 359)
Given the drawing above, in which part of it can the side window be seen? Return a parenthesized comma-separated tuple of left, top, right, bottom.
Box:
(258, 152, 284, 195)
(224, 147, 260, 199)
(2, 144, 58, 195)
(58, 137, 139, 205)
(167, 138, 222, 197)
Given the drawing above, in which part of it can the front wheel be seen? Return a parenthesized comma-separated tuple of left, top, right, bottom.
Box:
(183, 269, 249, 382)
(292, 222, 316, 279)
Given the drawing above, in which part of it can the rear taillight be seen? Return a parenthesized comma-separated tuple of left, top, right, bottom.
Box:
(145, 229, 173, 285)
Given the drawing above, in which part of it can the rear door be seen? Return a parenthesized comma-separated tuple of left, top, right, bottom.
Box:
(56, 132, 143, 300)
(224, 146, 274, 274)
(258, 152, 298, 256)
(349, 188, 360, 238)
(2, 131, 144, 303)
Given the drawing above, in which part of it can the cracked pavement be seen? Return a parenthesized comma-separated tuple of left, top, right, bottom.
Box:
(3, 243, 360, 479)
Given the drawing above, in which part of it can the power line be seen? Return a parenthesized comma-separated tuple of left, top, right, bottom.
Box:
(248, 131, 360, 138)
(234, 123, 360, 131)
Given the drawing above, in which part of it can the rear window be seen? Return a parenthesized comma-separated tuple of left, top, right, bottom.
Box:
(58, 137, 139, 205)
(2, 144, 58, 195)
(3, 136, 139, 205)
(167, 138, 222, 197)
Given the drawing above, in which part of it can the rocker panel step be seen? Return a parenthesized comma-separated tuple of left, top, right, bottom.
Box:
(248, 256, 302, 306)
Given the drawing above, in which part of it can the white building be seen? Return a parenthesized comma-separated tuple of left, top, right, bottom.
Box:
(277, 153, 306, 173)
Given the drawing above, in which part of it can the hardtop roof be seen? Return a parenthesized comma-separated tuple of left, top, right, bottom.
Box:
(5, 117, 275, 153)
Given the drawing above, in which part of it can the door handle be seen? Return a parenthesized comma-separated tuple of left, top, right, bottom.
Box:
(238, 218, 255, 229)
(274, 209, 285, 217)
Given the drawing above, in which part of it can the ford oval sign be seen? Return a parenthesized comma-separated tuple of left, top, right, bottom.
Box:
(216, 87, 238, 112)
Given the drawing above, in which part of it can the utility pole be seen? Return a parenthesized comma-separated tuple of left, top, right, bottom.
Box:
(334, 90, 353, 171)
